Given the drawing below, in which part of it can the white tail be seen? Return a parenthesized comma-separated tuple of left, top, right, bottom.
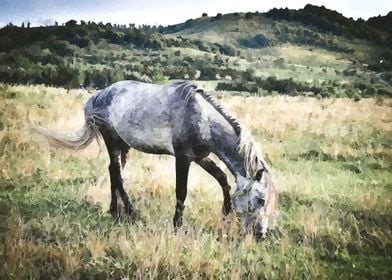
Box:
(31, 123, 97, 151)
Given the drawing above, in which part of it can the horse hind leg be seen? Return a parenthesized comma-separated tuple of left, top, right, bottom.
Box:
(101, 131, 134, 222)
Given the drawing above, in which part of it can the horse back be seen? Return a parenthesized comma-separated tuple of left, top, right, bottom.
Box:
(86, 81, 211, 158)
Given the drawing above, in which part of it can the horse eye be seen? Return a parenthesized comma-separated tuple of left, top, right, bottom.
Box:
(257, 198, 265, 206)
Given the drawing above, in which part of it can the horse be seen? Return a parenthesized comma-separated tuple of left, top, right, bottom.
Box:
(34, 80, 276, 238)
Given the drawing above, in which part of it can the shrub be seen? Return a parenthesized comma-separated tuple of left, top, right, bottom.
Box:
(238, 34, 270, 48)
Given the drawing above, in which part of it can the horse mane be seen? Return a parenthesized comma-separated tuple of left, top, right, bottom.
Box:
(173, 81, 269, 178)
(174, 81, 276, 217)
(172, 81, 197, 107)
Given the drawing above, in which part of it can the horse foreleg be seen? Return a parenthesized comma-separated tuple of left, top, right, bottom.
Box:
(173, 156, 190, 229)
(196, 157, 232, 215)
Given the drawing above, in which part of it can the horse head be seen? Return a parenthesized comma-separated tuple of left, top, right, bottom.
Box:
(233, 168, 276, 239)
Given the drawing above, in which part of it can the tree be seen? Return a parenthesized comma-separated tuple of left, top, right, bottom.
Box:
(245, 12, 253, 19)
(202, 13, 208, 17)
(65, 19, 77, 27)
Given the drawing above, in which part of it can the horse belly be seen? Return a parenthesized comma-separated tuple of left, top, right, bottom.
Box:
(117, 123, 174, 155)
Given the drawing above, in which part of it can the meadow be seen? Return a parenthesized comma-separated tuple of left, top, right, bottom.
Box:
(0, 83, 391, 279)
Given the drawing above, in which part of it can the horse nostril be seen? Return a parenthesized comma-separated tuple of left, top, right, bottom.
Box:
(255, 232, 263, 240)
(253, 222, 264, 237)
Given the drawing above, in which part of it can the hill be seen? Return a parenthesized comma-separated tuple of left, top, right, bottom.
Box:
(0, 4, 391, 98)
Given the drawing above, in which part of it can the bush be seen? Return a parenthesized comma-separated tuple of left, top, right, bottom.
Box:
(245, 12, 253, 19)
(238, 34, 270, 48)
(216, 76, 324, 96)
(199, 67, 219, 80)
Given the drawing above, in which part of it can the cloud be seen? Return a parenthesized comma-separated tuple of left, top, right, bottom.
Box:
(0, 0, 390, 27)
(37, 18, 56, 26)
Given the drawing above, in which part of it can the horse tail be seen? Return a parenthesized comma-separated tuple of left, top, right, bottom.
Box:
(31, 95, 99, 151)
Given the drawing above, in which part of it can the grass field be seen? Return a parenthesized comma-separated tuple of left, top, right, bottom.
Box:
(0, 84, 391, 279)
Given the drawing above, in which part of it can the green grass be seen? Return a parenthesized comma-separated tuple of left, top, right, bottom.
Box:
(0, 84, 391, 279)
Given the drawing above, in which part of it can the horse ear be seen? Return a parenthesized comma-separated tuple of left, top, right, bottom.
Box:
(254, 169, 264, 181)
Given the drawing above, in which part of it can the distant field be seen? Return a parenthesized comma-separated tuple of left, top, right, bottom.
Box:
(0, 84, 391, 279)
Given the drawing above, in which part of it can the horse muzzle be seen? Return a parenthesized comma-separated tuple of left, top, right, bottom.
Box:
(252, 220, 265, 240)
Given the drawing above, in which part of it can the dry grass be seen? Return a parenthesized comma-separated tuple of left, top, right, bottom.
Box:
(0, 84, 391, 279)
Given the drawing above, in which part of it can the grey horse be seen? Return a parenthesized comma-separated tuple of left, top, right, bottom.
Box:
(35, 80, 276, 237)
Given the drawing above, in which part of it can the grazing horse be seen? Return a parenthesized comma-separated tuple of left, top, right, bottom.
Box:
(35, 80, 276, 237)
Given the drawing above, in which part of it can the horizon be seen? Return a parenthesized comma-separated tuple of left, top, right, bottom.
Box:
(0, 0, 391, 28)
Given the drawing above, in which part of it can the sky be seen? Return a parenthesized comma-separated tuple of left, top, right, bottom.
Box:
(0, 0, 391, 27)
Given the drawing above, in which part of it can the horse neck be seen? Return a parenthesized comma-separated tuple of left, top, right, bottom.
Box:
(210, 125, 246, 178)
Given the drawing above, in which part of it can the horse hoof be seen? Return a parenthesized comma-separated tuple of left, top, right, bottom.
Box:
(108, 209, 119, 219)
(110, 206, 134, 224)
(221, 205, 233, 216)
(123, 211, 136, 224)
(173, 226, 188, 235)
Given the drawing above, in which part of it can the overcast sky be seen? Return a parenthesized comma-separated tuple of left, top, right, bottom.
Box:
(0, 0, 391, 27)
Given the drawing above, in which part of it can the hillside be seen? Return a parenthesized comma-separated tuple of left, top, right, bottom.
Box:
(0, 4, 391, 98)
